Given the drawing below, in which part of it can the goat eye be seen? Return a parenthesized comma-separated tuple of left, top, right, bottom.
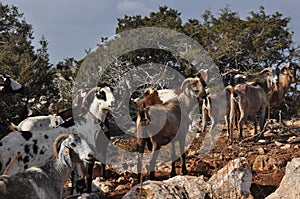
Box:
(96, 90, 107, 101)
(70, 142, 77, 148)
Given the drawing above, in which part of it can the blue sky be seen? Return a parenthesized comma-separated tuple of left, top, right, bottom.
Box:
(2, 0, 300, 64)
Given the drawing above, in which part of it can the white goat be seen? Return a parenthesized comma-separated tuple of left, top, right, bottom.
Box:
(201, 89, 231, 136)
(0, 132, 95, 199)
(17, 115, 65, 131)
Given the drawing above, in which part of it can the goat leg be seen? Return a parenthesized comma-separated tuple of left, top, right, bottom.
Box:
(170, 142, 177, 177)
(179, 139, 187, 175)
(85, 161, 94, 193)
(149, 145, 160, 180)
(201, 106, 208, 133)
(137, 138, 146, 182)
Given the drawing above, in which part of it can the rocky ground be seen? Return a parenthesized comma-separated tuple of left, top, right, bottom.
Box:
(64, 119, 300, 199)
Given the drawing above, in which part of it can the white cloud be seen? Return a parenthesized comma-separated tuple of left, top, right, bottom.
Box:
(117, 0, 147, 12)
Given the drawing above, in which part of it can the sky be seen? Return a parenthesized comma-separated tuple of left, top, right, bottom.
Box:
(2, 0, 300, 65)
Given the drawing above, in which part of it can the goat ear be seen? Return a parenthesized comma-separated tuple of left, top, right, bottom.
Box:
(81, 87, 98, 110)
(73, 91, 81, 107)
(59, 145, 72, 167)
(281, 63, 290, 72)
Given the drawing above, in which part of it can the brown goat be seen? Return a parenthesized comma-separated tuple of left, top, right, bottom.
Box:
(269, 62, 297, 108)
(137, 77, 203, 180)
(136, 88, 163, 145)
(252, 63, 297, 120)
(228, 83, 268, 142)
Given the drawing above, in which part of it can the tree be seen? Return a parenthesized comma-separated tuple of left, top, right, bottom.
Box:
(184, 6, 298, 73)
(0, 3, 34, 78)
(0, 3, 59, 122)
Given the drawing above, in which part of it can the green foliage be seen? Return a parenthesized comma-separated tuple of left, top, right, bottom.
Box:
(114, 6, 299, 76)
(0, 3, 59, 123)
(185, 6, 297, 73)
(0, 3, 299, 122)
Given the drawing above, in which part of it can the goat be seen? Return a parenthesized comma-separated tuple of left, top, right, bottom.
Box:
(137, 77, 204, 180)
(0, 74, 23, 94)
(201, 88, 231, 137)
(0, 132, 95, 199)
(136, 88, 164, 151)
(154, 69, 209, 104)
(132, 69, 208, 105)
(0, 128, 78, 175)
(75, 85, 115, 178)
(17, 115, 65, 131)
(268, 62, 297, 118)
(197, 68, 232, 136)
(228, 83, 268, 142)
(0, 126, 94, 195)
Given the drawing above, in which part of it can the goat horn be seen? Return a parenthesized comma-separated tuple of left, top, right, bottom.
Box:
(282, 62, 290, 69)
(259, 67, 273, 75)
(221, 69, 240, 77)
(52, 134, 70, 158)
(181, 78, 192, 90)
(181, 77, 197, 96)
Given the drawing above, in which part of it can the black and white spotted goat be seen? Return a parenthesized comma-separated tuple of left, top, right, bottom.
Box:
(0, 84, 115, 193)
(0, 74, 24, 94)
(0, 132, 95, 199)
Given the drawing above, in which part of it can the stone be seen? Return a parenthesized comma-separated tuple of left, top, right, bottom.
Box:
(287, 136, 300, 144)
(266, 158, 300, 199)
(123, 158, 253, 199)
(280, 144, 291, 150)
(257, 147, 265, 155)
(122, 175, 209, 199)
(252, 155, 280, 172)
(208, 157, 252, 199)
(115, 185, 128, 191)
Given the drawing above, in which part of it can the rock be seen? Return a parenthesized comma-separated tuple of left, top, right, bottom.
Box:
(115, 184, 129, 191)
(266, 157, 300, 199)
(252, 155, 283, 172)
(274, 141, 284, 147)
(208, 157, 252, 199)
(77, 193, 102, 199)
(287, 136, 300, 144)
(191, 160, 210, 175)
(92, 178, 114, 193)
(280, 144, 291, 150)
(64, 193, 103, 199)
(283, 120, 300, 128)
(122, 175, 209, 199)
(257, 147, 265, 155)
(117, 176, 128, 184)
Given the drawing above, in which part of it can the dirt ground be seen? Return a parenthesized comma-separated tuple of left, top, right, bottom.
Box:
(65, 119, 300, 199)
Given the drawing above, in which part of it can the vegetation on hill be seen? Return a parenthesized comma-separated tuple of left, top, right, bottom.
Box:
(0, 3, 298, 123)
